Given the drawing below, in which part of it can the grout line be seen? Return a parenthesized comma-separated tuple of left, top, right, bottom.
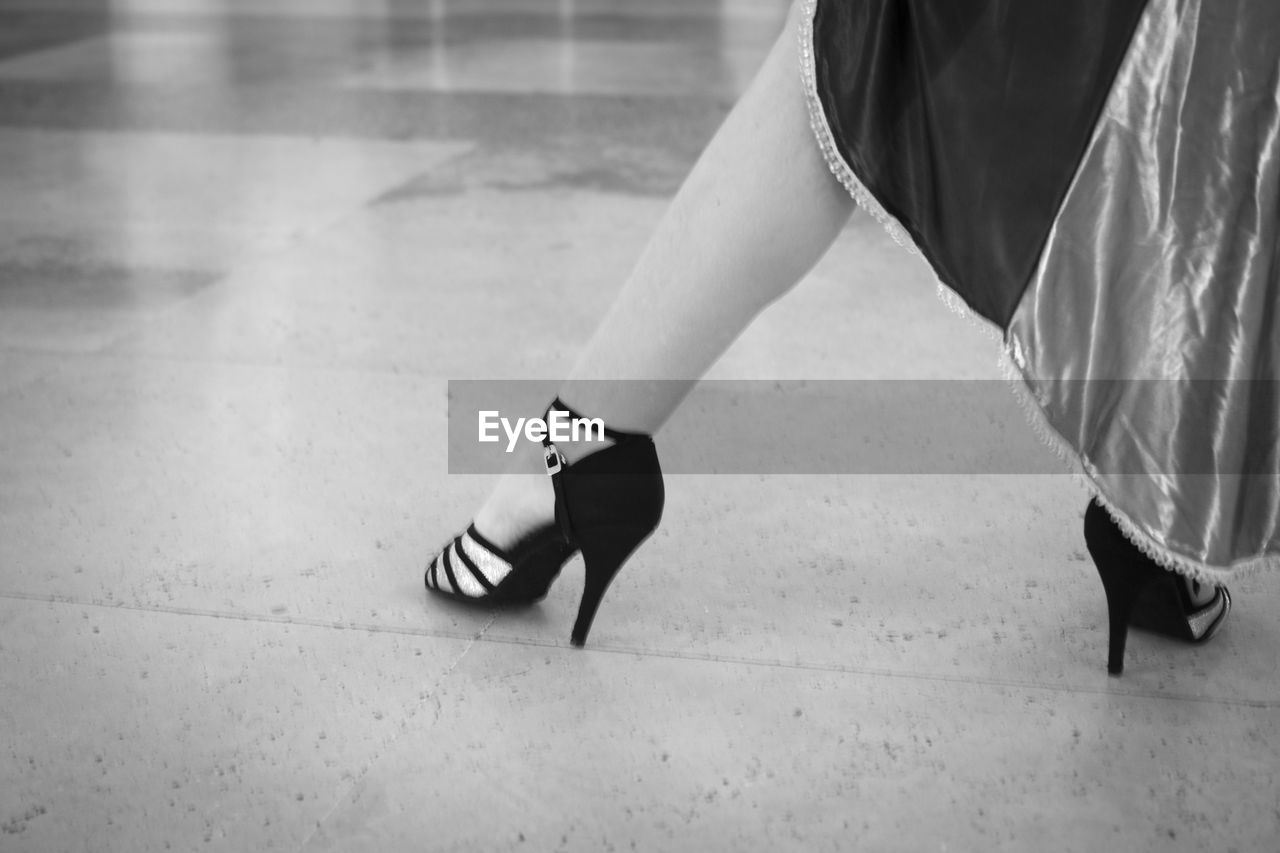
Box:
(0, 589, 486, 643)
(3, 589, 1274, 710)
(0, 342, 455, 382)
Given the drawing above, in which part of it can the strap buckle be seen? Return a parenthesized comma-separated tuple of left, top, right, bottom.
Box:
(543, 444, 563, 475)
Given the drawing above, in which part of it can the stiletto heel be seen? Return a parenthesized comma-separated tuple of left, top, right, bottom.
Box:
(1083, 500, 1231, 676)
(571, 523, 656, 646)
(1094, 555, 1145, 676)
(426, 398, 663, 647)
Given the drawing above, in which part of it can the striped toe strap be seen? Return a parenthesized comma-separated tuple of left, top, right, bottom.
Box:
(425, 525, 514, 599)
(1188, 586, 1231, 642)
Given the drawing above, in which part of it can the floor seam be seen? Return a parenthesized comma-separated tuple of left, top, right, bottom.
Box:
(0, 341, 454, 380)
(4, 589, 1274, 709)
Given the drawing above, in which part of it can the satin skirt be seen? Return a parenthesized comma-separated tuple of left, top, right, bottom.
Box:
(802, 0, 1280, 583)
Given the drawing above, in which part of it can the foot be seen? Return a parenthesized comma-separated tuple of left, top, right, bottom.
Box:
(425, 402, 633, 609)
(425, 441, 564, 602)
(471, 445, 557, 552)
(1131, 568, 1230, 645)
(470, 428, 615, 550)
(1086, 499, 1231, 645)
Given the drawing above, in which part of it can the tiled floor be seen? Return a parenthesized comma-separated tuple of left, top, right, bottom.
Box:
(1, 1, 1277, 851)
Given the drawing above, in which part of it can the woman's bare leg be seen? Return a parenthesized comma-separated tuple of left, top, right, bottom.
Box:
(473, 1, 856, 545)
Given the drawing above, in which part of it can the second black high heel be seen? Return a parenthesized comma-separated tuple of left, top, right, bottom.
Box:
(426, 398, 664, 647)
(1083, 499, 1231, 675)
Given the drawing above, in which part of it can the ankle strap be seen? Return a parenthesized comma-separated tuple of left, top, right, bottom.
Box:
(539, 397, 650, 546)
(541, 395, 640, 474)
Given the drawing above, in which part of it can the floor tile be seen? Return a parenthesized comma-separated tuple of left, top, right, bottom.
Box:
(0, 129, 470, 272)
(300, 640, 1280, 852)
(108, 190, 673, 375)
(0, 599, 473, 852)
(475, 474, 1280, 703)
(0, 356, 468, 635)
(0, 129, 469, 352)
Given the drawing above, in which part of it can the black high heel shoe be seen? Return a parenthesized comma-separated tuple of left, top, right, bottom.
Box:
(1083, 499, 1231, 675)
(426, 398, 664, 647)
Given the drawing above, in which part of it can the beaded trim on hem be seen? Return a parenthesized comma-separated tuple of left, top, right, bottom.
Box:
(998, 350, 1279, 586)
(797, 0, 917, 258)
(797, 0, 1279, 585)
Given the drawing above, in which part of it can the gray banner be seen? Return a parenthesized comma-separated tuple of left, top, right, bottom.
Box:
(445, 379, 1278, 475)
